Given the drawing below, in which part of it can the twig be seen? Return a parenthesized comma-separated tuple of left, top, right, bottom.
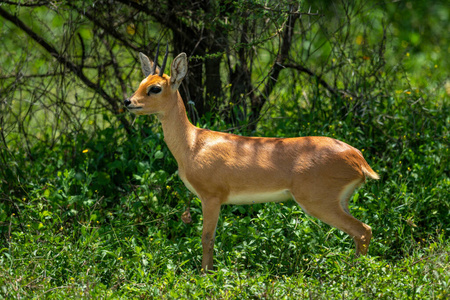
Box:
(0, 7, 132, 134)
(0, 0, 48, 7)
(284, 63, 339, 97)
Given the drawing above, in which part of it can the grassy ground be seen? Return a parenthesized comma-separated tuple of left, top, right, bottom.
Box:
(1, 106, 448, 298)
(1, 203, 449, 298)
(1, 74, 449, 298)
(1, 89, 449, 299)
(1, 1, 449, 298)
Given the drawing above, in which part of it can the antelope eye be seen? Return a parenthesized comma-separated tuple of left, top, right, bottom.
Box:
(147, 86, 162, 95)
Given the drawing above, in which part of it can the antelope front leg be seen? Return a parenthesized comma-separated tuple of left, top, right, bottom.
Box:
(200, 197, 221, 272)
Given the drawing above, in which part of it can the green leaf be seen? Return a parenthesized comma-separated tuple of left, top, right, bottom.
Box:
(154, 151, 164, 159)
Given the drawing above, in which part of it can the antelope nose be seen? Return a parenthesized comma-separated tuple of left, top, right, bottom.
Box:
(124, 98, 131, 106)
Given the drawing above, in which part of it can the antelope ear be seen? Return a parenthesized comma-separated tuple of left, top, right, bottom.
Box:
(139, 52, 152, 77)
(170, 53, 188, 90)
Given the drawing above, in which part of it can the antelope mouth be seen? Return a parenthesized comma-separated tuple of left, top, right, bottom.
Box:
(126, 106, 143, 110)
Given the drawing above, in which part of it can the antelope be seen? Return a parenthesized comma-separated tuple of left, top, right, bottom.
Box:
(124, 45, 379, 272)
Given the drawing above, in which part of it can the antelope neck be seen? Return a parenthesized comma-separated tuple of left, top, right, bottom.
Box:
(157, 93, 197, 167)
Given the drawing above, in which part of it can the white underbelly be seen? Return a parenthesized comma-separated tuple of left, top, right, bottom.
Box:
(180, 173, 292, 205)
(223, 190, 292, 205)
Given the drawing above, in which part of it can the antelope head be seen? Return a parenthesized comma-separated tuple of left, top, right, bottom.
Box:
(124, 44, 188, 117)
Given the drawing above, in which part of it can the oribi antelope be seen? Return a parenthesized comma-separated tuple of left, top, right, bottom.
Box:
(124, 46, 379, 272)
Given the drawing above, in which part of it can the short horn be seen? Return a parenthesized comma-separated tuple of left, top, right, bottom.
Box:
(159, 43, 169, 77)
(151, 42, 160, 75)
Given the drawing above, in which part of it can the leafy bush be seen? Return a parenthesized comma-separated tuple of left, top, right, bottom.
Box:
(0, 0, 449, 298)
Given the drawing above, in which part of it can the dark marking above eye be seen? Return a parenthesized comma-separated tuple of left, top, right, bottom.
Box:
(147, 86, 162, 95)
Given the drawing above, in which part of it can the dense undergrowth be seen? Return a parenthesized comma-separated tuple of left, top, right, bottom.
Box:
(1, 1, 449, 298)
(1, 79, 448, 297)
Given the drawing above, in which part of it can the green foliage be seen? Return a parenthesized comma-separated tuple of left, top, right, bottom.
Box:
(0, 0, 449, 298)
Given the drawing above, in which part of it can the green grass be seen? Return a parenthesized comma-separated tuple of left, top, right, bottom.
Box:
(1, 89, 449, 298)
(1, 84, 449, 298)
(1, 1, 449, 298)
(1, 201, 449, 298)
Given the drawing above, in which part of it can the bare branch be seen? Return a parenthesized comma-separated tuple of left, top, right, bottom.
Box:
(248, 7, 300, 128)
(251, 2, 323, 16)
(0, 0, 48, 7)
(283, 63, 339, 97)
(0, 72, 70, 80)
(0, 6, 131, 133)
(116, 0, 201, 50)
(67, 3, 140, 52)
